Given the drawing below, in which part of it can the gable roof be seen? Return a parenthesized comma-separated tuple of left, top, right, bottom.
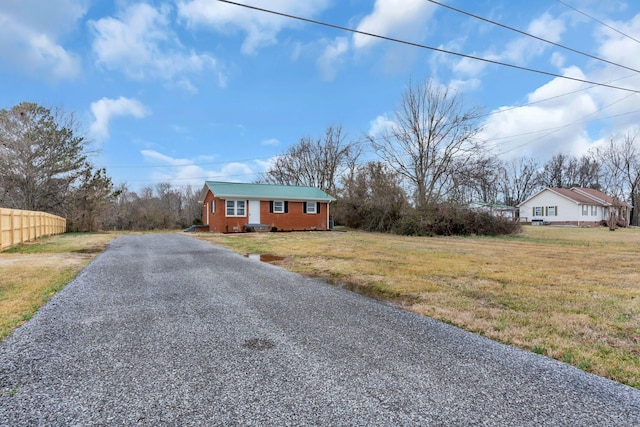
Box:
(203, 181, 336, 202)
(518, 187, 630, 207)
(572, 187, 630, 207)
(549, 188, 597, 204)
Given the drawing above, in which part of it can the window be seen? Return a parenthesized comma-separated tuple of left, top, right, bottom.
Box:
(582, 205, 589, 216)
(591, 205, 597, 216)
(305, 201, 317, 214)
(211, 200, 216, 213)
(547, 206, 557, 216)
(533, 206, 543, 216)
(226, 200, 246, 217)
(269, 201, 288, 213)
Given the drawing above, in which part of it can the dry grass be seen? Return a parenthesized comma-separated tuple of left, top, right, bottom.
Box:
(0, 233, 118, 340)
(195, 226, 640, 388)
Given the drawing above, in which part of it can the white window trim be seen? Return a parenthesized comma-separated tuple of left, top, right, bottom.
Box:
(306, 201, 317, 214)
(273, 200, 285, 213)
(226, 199, 246, 217)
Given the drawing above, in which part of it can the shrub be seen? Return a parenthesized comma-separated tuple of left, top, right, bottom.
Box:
(394, 203, 521, 237)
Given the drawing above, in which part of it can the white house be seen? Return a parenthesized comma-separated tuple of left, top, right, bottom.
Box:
(517, 187, 630, 227)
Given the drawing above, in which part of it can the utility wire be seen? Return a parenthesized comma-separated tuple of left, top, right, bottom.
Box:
(216, 0, 640, 94)
(479, 72, 640, 119)
(425, 0, 640, 74)
(555, 0, 640, 45)
(494, 92, 637, 155)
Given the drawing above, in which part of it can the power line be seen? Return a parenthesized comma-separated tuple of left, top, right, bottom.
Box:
(479, 72, 640, 119)
(105, 2, 640, 181)
(216, 0, 640, 94)
(555, 0, 640, 45)
(425, 0, 640, 74)
(493, 93, 638, 155)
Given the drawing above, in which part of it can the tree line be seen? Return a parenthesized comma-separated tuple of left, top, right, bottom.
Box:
(261, 79, 640, 232)
(0, 103, 202, 231)
(2, 79, 639, 234)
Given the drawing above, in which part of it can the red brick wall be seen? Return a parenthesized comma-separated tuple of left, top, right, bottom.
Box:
(202, 190, 329, 232)
(261, 201, 328, 231)
(525, 220, 603, 227)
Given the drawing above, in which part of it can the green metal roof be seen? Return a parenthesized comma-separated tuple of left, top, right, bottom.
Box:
(204, 181, 336, 201)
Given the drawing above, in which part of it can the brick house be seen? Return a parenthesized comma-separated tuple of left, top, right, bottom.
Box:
(201, 181, 336, 233)
(517, 187, 630, 227)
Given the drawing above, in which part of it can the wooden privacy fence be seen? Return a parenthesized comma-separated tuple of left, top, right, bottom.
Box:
(0, 208, 66, 251)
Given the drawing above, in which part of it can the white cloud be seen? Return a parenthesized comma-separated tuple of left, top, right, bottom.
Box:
(527, 12, 565, 43)
(448, 78, 481, 93)
(550, 52, 566, 69)
(140, 150, 270, 186)
(261, 138, 280, 146)
(317, 37, 349, 81)
(0, 0, 87, 36)
(479, 67, 599, 161)
(89, 3, 222, 87)
(0, 0, 86, 79)
(176, 78, 198, 94)
(90, 97, 149, 141)
(352, 0, 437, 50)
(448, 11, 568, 81)
(464, 9, 640, 165)
(177, 0, 331, 55)
(452, 55, 488, 77)
(367, 114, 397, 138)
(596, 13, 640, 72)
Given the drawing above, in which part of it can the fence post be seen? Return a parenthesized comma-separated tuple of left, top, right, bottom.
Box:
(10, 210, 15, 248)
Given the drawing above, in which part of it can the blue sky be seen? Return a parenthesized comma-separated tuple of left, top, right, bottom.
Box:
(2, 0, 640, 190)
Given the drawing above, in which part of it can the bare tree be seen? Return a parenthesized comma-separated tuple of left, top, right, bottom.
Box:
(598, 131, 640, 226)
(104, 183, 135, 230)
(498, 157, 541, 206)
(262, 125, 359, 195)
(537, 153, 602, 191)
(370, 78, 484, 209)
(538, 153, 570, 188)
(101, 183, 203, 231)
(182, 184, 203, 225)
(566, 155, 601, 189)
(450, 155, 502, 204)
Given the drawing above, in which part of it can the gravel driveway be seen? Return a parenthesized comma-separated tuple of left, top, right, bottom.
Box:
(1, 234, 638, 426)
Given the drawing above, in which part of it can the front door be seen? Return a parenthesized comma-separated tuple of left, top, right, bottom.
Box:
(248, 200, 261, 224)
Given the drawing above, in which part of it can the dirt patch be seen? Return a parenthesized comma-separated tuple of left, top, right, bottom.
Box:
(73, 247, 104, 254)
(0, 253, 91, 268)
